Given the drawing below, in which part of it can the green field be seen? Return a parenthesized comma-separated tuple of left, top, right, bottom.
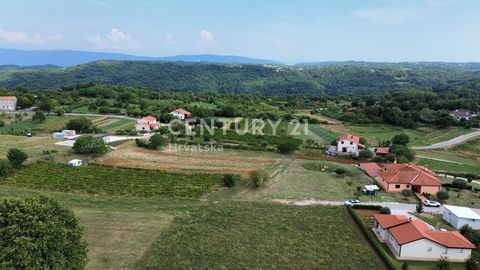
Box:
(2, 161, 223, 197)
(138, 203, 385, 270)
(0, 114, 135, 134)
(227, 159, 409, 203)
(0, 135, 70, 160)
(348, 125, 472, 146)
(417, 158, 480, 176)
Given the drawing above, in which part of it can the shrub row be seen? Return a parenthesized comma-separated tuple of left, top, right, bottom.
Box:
(347, 206, 397, 270)
(351, 204, 382, 210)
(442, 183, 473, 190)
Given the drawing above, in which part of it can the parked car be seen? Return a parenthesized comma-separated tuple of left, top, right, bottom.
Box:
(423, 199, 441, 207)
(345, 199, 360, 207)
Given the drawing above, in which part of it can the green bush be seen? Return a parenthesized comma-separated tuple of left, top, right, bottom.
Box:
(391, 133, 410, 145)
(223, 174, 239, 188)
(7, 148, 28, 169)
(65, 117, 93, 133)
(250, 170, 270, 188)
(148, 134, 167, 150)
(451, 179, 468, 190)
(0, 159, 13, 177)
(379, 207, 391, 214)
(73, 136, 107, 154)
(436, 190, 449, 202)
(0, 196, 88, 269)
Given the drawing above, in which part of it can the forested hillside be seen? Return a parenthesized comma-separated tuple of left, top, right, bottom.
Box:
(0, 61, 478, 96)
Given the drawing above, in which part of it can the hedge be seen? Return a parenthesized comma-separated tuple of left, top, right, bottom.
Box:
(347, 206, 398, 270)
(442, 183, 473, 190)
(352, 204, 382, 210)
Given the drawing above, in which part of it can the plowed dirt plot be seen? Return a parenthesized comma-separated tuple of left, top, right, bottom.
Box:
(99, 144, 284, 177)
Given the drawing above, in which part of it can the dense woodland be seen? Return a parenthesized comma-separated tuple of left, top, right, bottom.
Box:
(0, 61, 479, 96)
(0, 61, 479, 128)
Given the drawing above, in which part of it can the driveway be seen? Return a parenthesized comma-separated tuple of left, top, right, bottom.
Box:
(412, 129, 480, 150)
(274, 199, 480, 215)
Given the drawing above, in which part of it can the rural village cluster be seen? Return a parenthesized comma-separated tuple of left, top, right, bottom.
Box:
(1, 93, 480, 266)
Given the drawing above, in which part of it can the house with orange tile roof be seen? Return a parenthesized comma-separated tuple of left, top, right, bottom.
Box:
(0, 96, 17, 111)
(135, 115, 160, 132)
(170, 108, 192, 120)
(336, 133, 365, 156)
(375, 163, 442, 194)
(373, 214, 475, 261)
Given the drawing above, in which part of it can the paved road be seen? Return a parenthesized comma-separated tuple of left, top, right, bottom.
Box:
(276, 199, 480, 215)
(412, 129, 480, 150)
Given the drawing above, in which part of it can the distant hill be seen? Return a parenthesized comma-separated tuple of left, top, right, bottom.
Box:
(0, 48, 278, 66)
(0, 60, 478, 96)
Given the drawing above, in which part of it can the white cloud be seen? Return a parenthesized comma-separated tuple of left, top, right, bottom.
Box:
(108, 28, 131, 42)
(165, 33, 175, 45)
(0, 27, 62, 44)
(87, 28, 142, 49)
(199, 30, 215, 45)
(271, 37, 283, 47)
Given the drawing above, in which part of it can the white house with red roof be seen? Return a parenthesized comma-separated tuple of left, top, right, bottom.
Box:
(135, 115, 160, 132)
(373, 214, 475, 261)
(170, 108, 191, 120)
(0, 96, 17, 111)
(336, 133, 365, 156)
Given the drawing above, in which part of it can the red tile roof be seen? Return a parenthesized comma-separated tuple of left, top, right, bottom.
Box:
(173, 108, 191, 115)
(338, 133, 365, 148)
(377, 164, 441, 187)
(373, 214, 409, 229)
(374, 147, 389, 154)
(149, 122, 160, 127)
(388, 219, 430, 245)
(374, 214, 475, 249)
(0, 96, 17, 100)
(142, 115, 157, 121)
(359, 162, 382, 177)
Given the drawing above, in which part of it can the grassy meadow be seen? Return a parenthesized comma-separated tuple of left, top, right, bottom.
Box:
(138, 203, 385, 270)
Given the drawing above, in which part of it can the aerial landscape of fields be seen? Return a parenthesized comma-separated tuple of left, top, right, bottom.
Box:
(1, 1, 480, 270)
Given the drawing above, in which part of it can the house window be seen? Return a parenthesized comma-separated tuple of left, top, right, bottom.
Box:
(395, 184, 400, 189)
(406, 185, 410, 188)
(427, 247, 432, 252)
(341, 141, 344, 144)
(350, 142, 353, 145)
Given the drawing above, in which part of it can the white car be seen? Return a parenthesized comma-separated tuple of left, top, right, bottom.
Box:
(423, 199, 441, 207)
(345, 199, 360, 207)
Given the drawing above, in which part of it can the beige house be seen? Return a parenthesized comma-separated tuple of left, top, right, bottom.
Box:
(135, 115, 160, 132)
(373, 214, 475, 262)
(0, 96, 17, 111)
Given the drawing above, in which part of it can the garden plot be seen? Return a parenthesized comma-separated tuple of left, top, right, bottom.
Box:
(98, 143, 284, 177)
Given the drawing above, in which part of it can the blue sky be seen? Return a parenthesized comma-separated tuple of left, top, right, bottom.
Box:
(0, 0, 479, 63)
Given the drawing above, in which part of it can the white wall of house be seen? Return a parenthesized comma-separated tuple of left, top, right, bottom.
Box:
(0, 100, 16, 111)
(135, 123, 150, 131)
(400, 238, 471, 262)
(385, 232, 401, 257)
(443, 210, 480, 230)
(374, 224, 388, 242)
(170, 111, 186, 119)
(337, 139, 358, 155)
